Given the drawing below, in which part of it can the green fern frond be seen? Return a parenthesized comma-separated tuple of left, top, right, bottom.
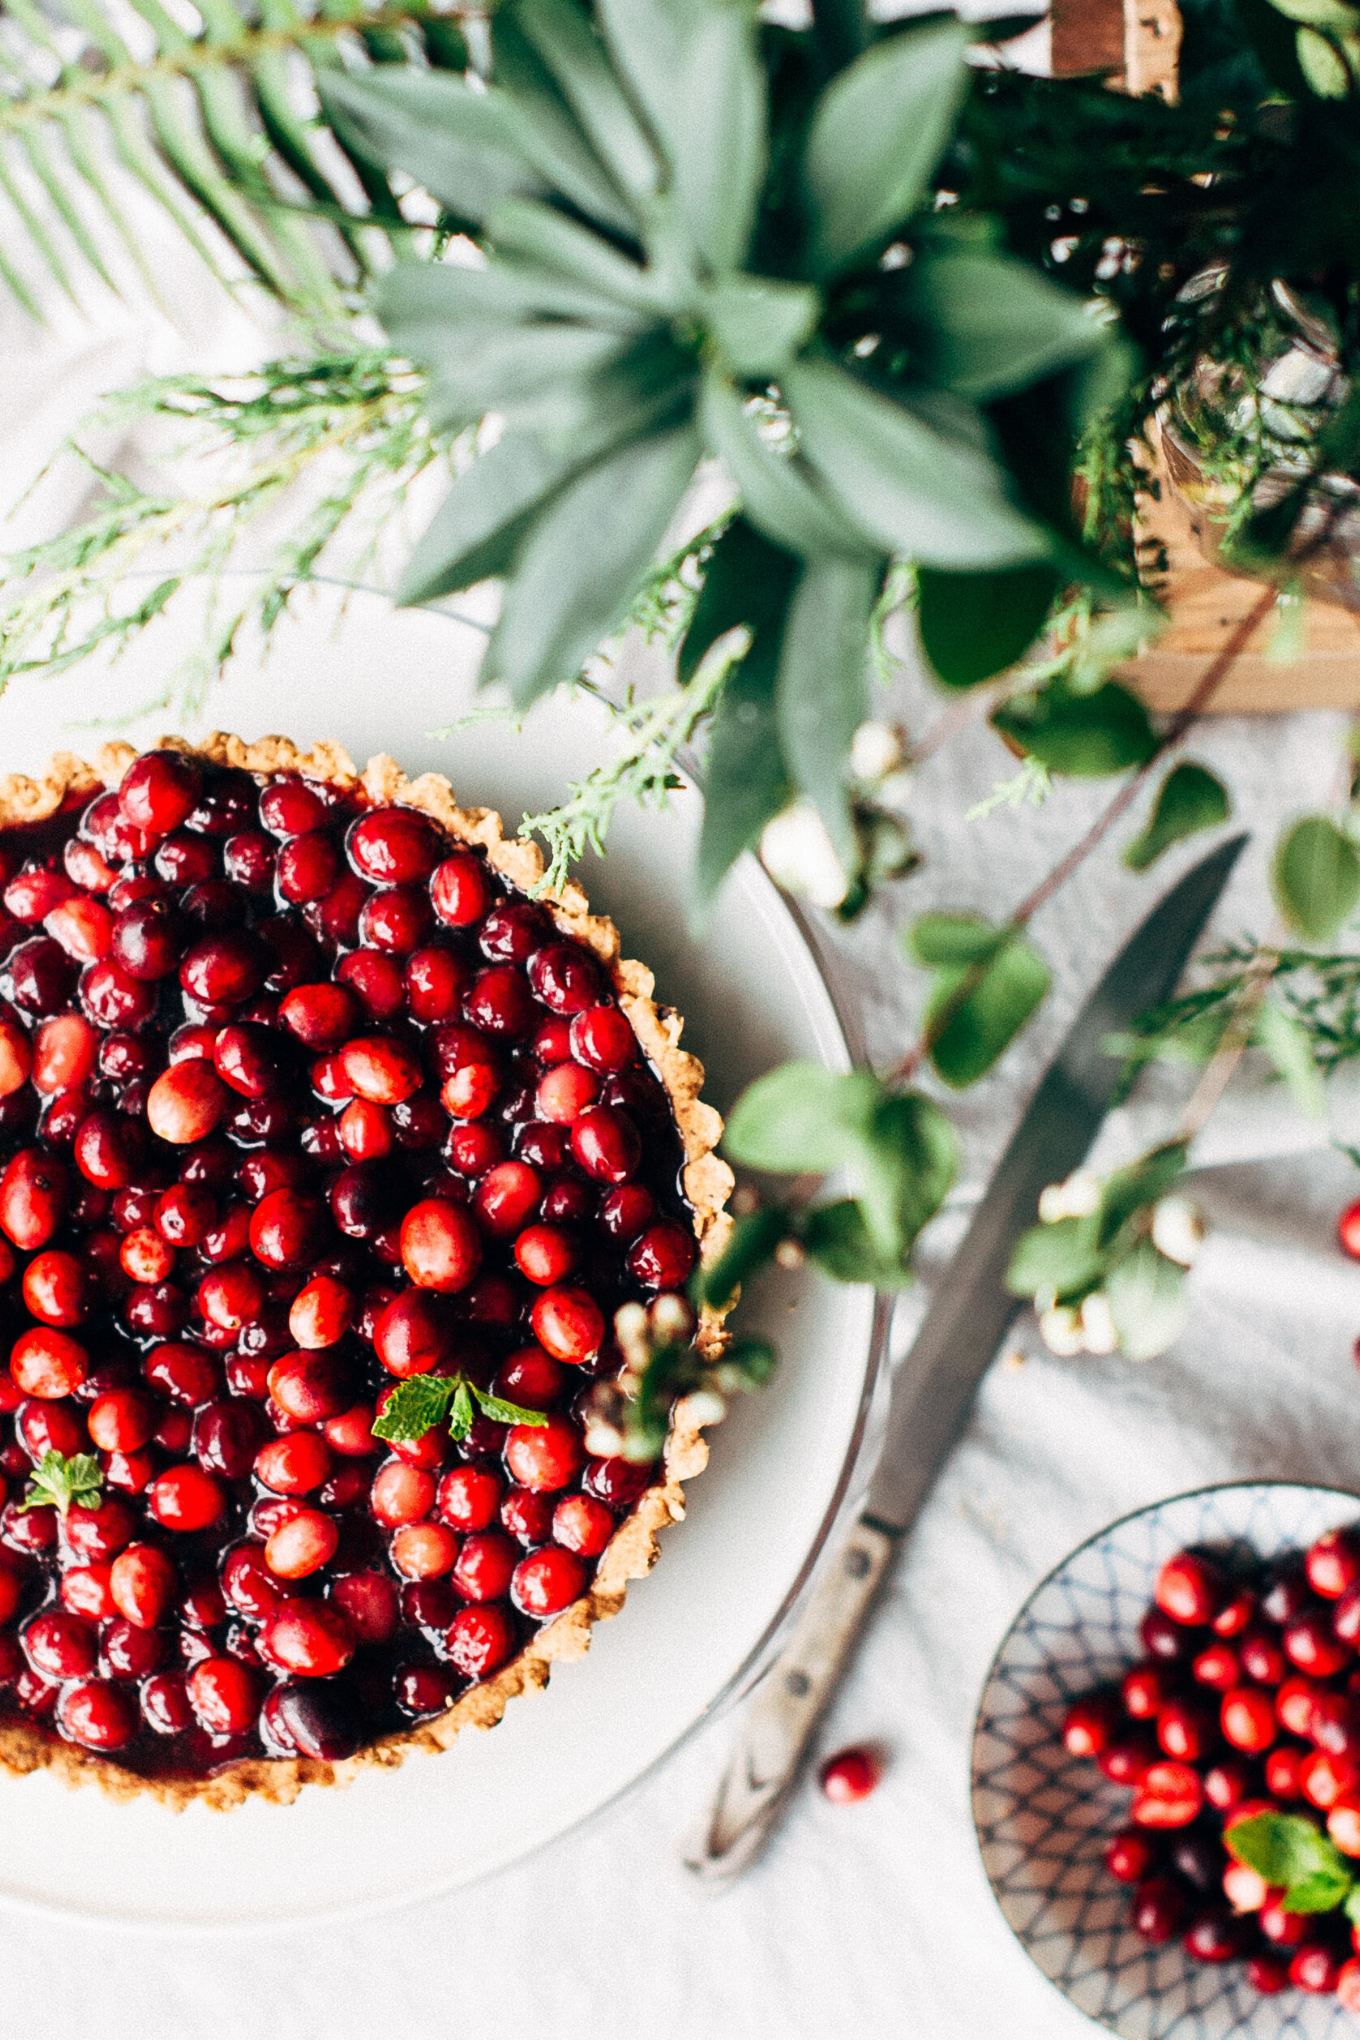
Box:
(0, 0, 468, 321)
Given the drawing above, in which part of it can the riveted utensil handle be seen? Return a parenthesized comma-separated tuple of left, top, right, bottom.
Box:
(684, 1516, 899, 1887)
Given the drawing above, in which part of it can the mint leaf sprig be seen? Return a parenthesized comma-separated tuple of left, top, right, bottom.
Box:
(19, 1449, 103, 1518)
(372, 1373, 548, 1447)
(1227, 1812, 1359, 1919)
(585, 1295, 776, 1464)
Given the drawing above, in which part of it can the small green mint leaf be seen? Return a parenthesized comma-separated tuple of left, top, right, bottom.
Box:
(19, 1448, 105, 1518)
(470, 1386, 548, 1428)
(372, 1375, 460, 1444)
(1344, 1885, 1360, 1928)
(448, 1379, 476, 1442)
(1227, 1812, 1347, 1898)
(1284, 1866, 1353, 1914)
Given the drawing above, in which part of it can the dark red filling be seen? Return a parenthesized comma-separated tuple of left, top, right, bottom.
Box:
(0, 749, 697, 1779)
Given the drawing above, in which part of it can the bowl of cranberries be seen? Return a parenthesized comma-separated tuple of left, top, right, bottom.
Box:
(971, 1482, 1360, 2039)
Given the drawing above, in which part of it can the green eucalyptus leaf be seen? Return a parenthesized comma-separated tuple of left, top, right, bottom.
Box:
(489, 3, 638, 235)
(1273, 815, 1360, 941)
(992, 677, 1158, 776)
(597, 0, 708, 165)
(1254, 999, 1326, 1120)
(485, 420, 701, 705)
(668, 2, 767, 272)
(510, 0, 660, 201)
(1006, 1217, 1105, 1301)
(782, 359, 1048, 570)
(723, 1061, 880, 1174)
(923, 931, 1051, 1088)
(856, 1089, 958, 1254)
(800, 16, 970, 277)
(774, 555, 881, 870)
(907, 912, 1010, 968)
(1096, 1143, 1188, 1246)
(916, 562, 1060, 689)
(800, 1199, 918, 1286)
(888, 250, 1109, 400)
(698, 375, 876, 561)
(704, 273, 821, 378)
(1105, 1240, 1188, 1361)
(1123, 763, 1231, 871)
(321, 70, 543, 225)
(691, 1205, 791, 1311)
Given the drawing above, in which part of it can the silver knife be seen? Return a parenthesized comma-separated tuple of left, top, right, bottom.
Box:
(684, 832, 1248, 1887)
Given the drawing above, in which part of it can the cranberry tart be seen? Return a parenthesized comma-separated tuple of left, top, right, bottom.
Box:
(0, 735, 732, 1808)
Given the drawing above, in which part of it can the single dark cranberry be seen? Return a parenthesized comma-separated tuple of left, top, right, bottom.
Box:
(528, 943, 599, 1015)
(1285, 1607, 1352, 1676)
(1131, 1876, 1191, 1944)
(348, 809, 442, 886)
(193, 1398, 267, 1479)
(100, 1617, 166, 1681)
(179, 930, 269, 1007)
(1105, 1828, 1156, 1883)
(1290, 1942, 1344, 1992)
(1140, 1605, 1194, 1662)
(1169, 1828, 1225, 1891)
(477, 903, 548, 964)
(465, 966, 537, 1039)
(268, 1679, 361, 1761)
(7, 936, 76, 1015)
(277, 831, 340, 905)
(1062, 1690, 1124, 1758)
(584, 1454, 656, 1508)
(223, 830, 276, 892)
(432, 855, 492, 929)
(1261, 1558, 1313, 1626)
(307, 871, 368, 947)
(627, 1221, 697, 1289)
(259, 777, 328, 839)
(394, 1662, 460, 1718)
(141, 1670, 193, 1734)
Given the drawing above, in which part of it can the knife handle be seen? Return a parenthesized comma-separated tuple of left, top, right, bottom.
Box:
(683, 1515, 899, 1888)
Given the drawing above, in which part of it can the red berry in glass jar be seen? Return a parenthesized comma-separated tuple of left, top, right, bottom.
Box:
(1291, 1943, 1343, 1993)
(512, 1546, 588, 1618)
(261, 1600, 355, 1677)
(57, 1677, 137, 1751)
(1191, 1641, 1238, 1691)
(1185, 1908, 1252, 1964)
(1154, 1551, 1227, 1626)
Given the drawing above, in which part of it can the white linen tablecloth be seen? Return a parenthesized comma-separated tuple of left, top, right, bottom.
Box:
(3, 249, 1360, 2040)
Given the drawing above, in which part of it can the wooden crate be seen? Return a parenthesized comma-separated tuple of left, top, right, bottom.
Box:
(1050, 0, 1360, 711)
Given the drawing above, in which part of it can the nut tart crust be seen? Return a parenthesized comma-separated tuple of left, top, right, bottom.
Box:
(0, 735, 733, 1809)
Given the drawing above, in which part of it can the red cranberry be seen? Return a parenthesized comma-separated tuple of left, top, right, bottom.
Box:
(57, 1677, 137, 1751)
(120, 751, 201, 835)
(146, 1060, 231, 1146)
(451, 1530, 517, 1603)
(373, 1291, 454, 1379)
(31, 1013, 97, 1095)
(187, 1655, 258, 1733)
(1307, 1526, 1360, 1599)
(100, 1617, 166, 1681)
(1184, 1906, 1252, 1963)
(0, 1147, 68, 1248)
(465, 966, 537, 1039)
(81, 958, 156, 1028)
(5, 869, 77, 922)
(1154, 1551, 1227, 1626)
(149, 1464, 224, 1532)
(1156, 1696, 1216, 1762)
(24, 1608, 97, 1679)
(1261, 1559, 1313, 1626)
(337, 949, 406, 1018)
(23, 1249, 87, 1327)
(627, 1222, 697, 1289)
(261, 1599, 354, 1677)
(494, 1347, 565, 1412)
(348, 809, 442, 886)
(391, 1522, 459, 1579)
(552, 1493, 613, 1557)
(280, 982, 359, 1050)
(569, 1005, 635, 1073)
(266, 1508, 339, 1580)
(249, 1189, 329, 1271)
(18, 1398, 86, 1460)
(395, 1662, 459, 1718)
(584, 1454, 655, 1508)
(445, 1602, 515, 1679)
(1302, 1748, 1360, 1807)
(12, 1326, 88, 1399)
(9, 936, 77, 1014)
(600, 1185, 655, 1242)
(505, 1416, 585, 1494)
(531, 1286, 604, 1364)
(327, 1570, 399, 1645)
(109, 1543, 177, 1629)
(1220, 1685, 1276, 1753)
(404, 948, 466, 1023)
(266, 1680, 360, 1761)
(399, 1199, 481, 1293)
(1106, 1828, 1156, 1883)
(431, 854, 491, 927)
(512, 1545, 587, 1618)
(1131, 1759, 1204, 1827)
(1265, 1743, 1307, 1798)
(193, 1399, 266, 1481)
(223, 830, 275, 892)
(340, 1035, 422, 1106)
(142, 1671, 193, 1735)
(1238, 1630, 1286, 1684)
(1285, 1607, 1351, 1676)
(359, 886, 432, 955)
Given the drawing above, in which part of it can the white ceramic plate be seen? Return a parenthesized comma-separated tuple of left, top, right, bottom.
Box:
(0, 582, 881, 1930)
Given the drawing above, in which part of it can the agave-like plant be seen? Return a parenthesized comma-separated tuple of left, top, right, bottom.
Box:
(324, 0, 1122, 898)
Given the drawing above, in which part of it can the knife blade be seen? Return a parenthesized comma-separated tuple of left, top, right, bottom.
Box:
(684, 832, 1247, 1887)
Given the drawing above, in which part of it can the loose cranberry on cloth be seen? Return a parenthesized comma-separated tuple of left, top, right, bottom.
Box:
(0, 738, 730, 1801)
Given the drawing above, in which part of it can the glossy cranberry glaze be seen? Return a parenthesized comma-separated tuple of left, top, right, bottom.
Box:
(0, 753, 688, 1780)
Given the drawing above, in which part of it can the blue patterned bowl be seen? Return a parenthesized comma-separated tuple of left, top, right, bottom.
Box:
(972, 1482, 1360, 2039)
